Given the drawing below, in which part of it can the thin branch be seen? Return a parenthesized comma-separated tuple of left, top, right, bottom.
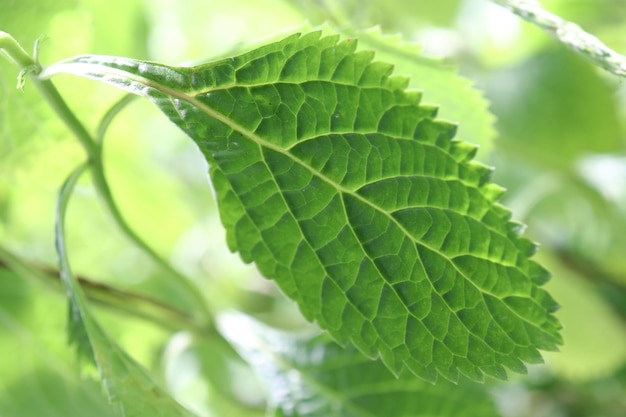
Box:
(492, 0, 626, 77)
(0, 250, 205, 332)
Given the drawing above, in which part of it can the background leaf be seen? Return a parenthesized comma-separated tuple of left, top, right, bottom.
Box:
(43, 31, 562, 382)
(539, 251, 626, 380)
(285, 0, 463, 30)
(219, 312, 501, 417)
(0, 258, 122, 417)
(53, 167, 197, 417)
(486, 47, 624, 166)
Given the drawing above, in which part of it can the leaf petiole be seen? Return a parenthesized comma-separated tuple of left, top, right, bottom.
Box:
(96, 93, 137, 142)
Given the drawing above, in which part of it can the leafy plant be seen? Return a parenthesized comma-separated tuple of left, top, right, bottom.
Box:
(1, 1, 626, 416)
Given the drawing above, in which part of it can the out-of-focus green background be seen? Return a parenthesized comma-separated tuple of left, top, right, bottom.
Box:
(1, 0, 626, 416)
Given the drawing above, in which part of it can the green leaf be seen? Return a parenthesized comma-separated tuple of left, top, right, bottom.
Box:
(44, 31, 562, 382)
(356, 27, 496, 151)
(54, 165, 197, 417)
(219, 312, 501, 417)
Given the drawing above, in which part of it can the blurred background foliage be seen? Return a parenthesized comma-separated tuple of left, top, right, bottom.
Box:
(1, 0, 626, 416)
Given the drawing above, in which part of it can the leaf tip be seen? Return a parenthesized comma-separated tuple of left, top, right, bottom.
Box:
(450, 140, 478, 162)
(529, 260, 552, 285)
(405, 360, 438, 384)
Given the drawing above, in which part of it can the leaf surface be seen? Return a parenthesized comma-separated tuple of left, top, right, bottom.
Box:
(43, 32, 562, 382)
(219, 312, 501, 417)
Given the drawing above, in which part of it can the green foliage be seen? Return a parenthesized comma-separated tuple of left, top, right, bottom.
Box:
(0, 257, 122, 417)
(287, 0, 463, 29)
(220, 312, 501, 417)
(2, 0, 626, 416)
(44, 31, 561, 382)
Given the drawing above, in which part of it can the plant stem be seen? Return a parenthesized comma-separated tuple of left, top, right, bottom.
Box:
(54, 163, 98, 361)
(96, 93, 137, 142)
(1, 32, 213, 328)
(0, 31, 33, 68)
(492, 0, 626, 77)
(1, 32, 98, 156)
(90, 94, 212, 324)
(34, 76, 100, 157)
(89, 155, 213, 321)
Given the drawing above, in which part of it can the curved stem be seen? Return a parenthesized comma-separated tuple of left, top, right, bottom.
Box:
(54, 163, 97, 361)
(92, 95, 212, 324)
(1, 32, 213, 328)
(55, 163, 89, 292)
(89, 156, 213, 322)
(96, 93, 137, 142)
